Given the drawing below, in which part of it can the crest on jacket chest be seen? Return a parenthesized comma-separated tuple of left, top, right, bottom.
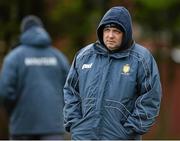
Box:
(121, 64, 130, 75)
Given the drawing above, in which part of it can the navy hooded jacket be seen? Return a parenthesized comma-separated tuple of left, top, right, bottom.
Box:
(0, 25, 69, 135)
(64, 6, 162, 140)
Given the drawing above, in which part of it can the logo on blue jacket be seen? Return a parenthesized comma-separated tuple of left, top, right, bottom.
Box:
(122, 64, 130, 75)
(82, 63, 93, 69)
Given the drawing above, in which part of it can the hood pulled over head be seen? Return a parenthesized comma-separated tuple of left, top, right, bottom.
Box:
(97, 6, 133, 50)
(20, 15, 44, 33)
(20, 15, 51, 47)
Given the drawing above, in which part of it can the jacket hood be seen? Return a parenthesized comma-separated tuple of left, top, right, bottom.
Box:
(20, 26, 52, 47)
(20, 15, 44, 33)
(97, 6, 133, 50)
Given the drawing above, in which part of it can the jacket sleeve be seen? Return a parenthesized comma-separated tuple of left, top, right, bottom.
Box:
(124, 54, 162, 135)
(0, 54, 18, 107)
(63, 57, 82, 132)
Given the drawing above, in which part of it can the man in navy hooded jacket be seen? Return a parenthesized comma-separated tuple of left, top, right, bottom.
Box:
(63, 6, 162, 140)
(0, 15, 69, 139)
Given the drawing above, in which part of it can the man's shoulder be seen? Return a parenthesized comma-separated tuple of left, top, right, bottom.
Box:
(76, 43, 94, 59)
(1, 45, 25, 66)
(50, 46, 66, 56)
(131, 43, 152, 60)
(4, 45, 23, 59)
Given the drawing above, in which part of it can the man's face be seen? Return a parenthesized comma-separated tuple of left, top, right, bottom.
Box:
(103, 27, 123, 51)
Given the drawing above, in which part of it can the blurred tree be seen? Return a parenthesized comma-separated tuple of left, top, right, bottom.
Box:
(0, 0, 45, 54)
(0, 0, 19, 54)
(46, 0, 108, 61)
(134, 0, 180, 45)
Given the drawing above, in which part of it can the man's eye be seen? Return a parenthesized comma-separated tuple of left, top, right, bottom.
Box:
(113, 29, 120, 32)
(104, 28, 110, 32)
(115, 30, 120, 33)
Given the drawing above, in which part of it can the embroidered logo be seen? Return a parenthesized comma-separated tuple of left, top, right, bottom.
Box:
(122, 64, 130, 74)
(82, 63, 93, 69)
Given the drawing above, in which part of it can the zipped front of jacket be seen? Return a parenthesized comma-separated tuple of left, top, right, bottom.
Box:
(74, 43, 133, 139)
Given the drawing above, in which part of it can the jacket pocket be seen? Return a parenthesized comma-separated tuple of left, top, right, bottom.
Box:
(71, 97, 96, 131)
(103, 99, 135, 138)
(105, 99, 131, 122)
(82, 97, 96, 117)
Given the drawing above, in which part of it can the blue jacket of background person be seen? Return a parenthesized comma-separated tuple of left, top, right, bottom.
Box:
(0, 16, 69, 136)
(63, 6, 162, 139)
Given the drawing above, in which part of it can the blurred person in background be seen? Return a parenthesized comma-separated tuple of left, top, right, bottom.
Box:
(0, 15, 69, 140)
(63, 6, 162, 140)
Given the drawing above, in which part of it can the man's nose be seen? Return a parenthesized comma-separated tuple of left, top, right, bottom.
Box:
(108, 31, 114, 38)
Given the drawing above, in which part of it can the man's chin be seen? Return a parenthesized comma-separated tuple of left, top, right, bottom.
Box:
(107, 46, 119, 51)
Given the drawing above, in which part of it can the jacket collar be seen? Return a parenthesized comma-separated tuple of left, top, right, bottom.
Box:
(93, 41, 135, 59)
